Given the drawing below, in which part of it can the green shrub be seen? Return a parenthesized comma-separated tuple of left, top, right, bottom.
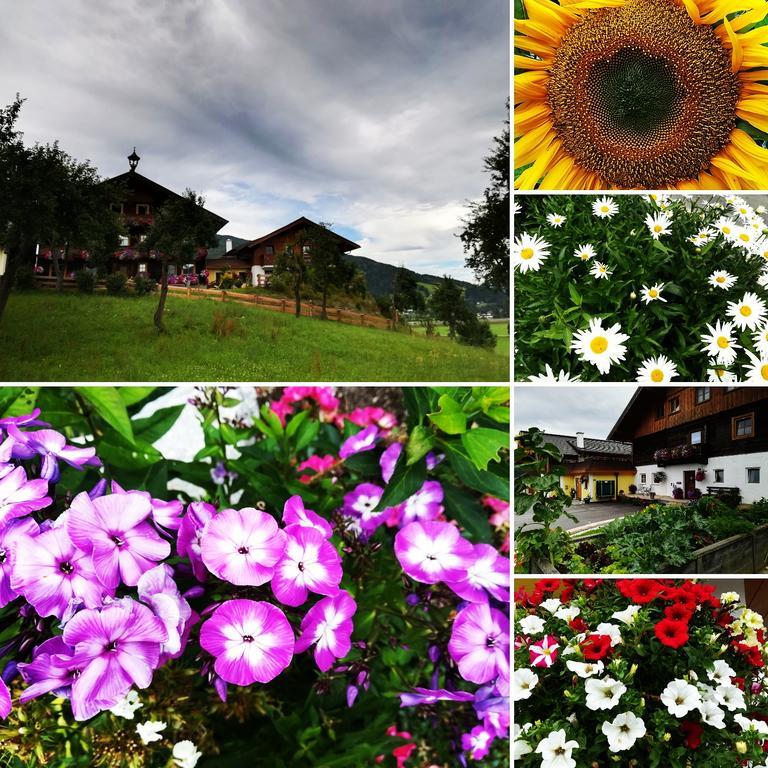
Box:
(75, 270, 96, 294)
(707, 516, 754, 541)
(13, 269, 36, 291)
(220, 276, 234, 289)
(133, 274, 155, 296)
(105, 272, 127, 296)
(693, 495, 733, 518)
(456, 313, 497, 349)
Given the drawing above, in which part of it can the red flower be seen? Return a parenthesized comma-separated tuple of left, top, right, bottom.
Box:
(664, 604, 694, 623)
(560, 583, 575, 602)
(681, 720, 703, 750)
(716, 611, 734, 628)
(671, 591, 698, 612)
(581, 579, 603, 592)
(580, 634, 613, 660)
(732, 676, 746, 690)
(535, 579, 561, 593)
(654, 619, 690, 649)
(569, 617, 589, 634)
(734, 642, 765, 667)
(626, 579, 663, 604)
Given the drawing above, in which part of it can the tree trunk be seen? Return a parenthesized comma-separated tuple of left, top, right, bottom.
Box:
(294, 277, 301, 317)
(0, 249, 21, 326)
(321, 282, 328, 320)
(154, 260, 169, 333)
(52, 245, 63, 292)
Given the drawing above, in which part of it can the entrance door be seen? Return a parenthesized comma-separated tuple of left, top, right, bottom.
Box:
(683, 471, 696, 495)
(574, 477, 582, 500)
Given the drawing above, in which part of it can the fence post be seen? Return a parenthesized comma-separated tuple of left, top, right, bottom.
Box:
(281, 299, 287, 313)
(221, 290, 226, 302)
(336, 309, 341, 322)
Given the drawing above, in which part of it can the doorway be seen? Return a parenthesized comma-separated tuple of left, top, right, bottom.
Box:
(683, 470, 696, 496)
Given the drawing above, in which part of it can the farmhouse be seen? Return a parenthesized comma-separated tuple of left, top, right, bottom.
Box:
(609, 386, 768, 504)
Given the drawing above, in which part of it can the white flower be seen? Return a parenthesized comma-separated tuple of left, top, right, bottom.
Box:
(109, 689, 143, 719)
(555, 605, 580, 623)
(173, 740, 203, 768)
(734, 201, 755, 220)
(754, 235, 768, 262)
(585, 676, 627, 711)
(645, 212, 673, 239)
(727, 292, 767, 330)
(636, 355, 678, 383)
(714, 216, 738, 238)
(527, 364, 582, 383)
(566, 660, 604, 678)
(729, 225, 758, 250)
(514, 735, 533, 758)
(612, 605, 641, 625)
(535, 729, 579, 768)
(735, 714, 768, 735)
(720, 591, 740, 605)
(512, 668, 539, 701)
(698, 699, 726, 729)
(595, 622, 622, 646)
(573, 243, 596, 261)
(743, 349, 768, 383)
(601, 711, 646, 752)
(512, 201, 522, 216)
(518, 615, 546, 635)
(513, 233, 550, 273)
(739, 608, 765, 630)
(547, 213, 566, 228)
(136, 720, 167, 745)
(540, 598, 562, 614)
(592, 197, 618, 219)
(708, 270, 736, 290)
(571, 318, 629, 375)
(640, 283, 666, 304)
(708, 364, 738, 383)
(753, 326, 768, 357)
(707, 659, 736, 686)
(590, 261, 612, 279)
(715, 683, 746, 712)
(660, 679, 700, 717)
(647, 192, 670, 208)
(701, 320, 741, 365)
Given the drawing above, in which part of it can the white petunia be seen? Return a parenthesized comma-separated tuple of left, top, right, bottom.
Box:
(590, 261, 612, 279)
(595, 622, 622, 646)
(727, 292, 767, 330)
(518, 615, 546, 635)
(527, 364, 582, 383)
(512, 668, 540, 701)
(660, 679, 700, 717)
(612, 605, 641, 625)
(571, 318, 629, 375)
(547, 213, 566, 228)
(698, 699, 726, 729)
(513, 233, 550, 274)
(640, 283, 666, 304)
(715, 683, 746, 712)
(708, 270, 736, 290)
(592, 197, 618, 219)
(636, 355, 678, 383)
(573, 243, 596, 261)
(136, 720, 167, 745)
(707, 659, 736, 686)
(540, 598, 562, 614)
(701, 320, 741, 365)
(566, 660, 604, 678)
(735, 714, 768, 735)
(585, 676, 627, 711)
(535, 729, 579, 768)
(172, 740, 203, 768)
(555, 605, 581, 623)
(601, 711, 646, 752)
(720, 591, 740, 605)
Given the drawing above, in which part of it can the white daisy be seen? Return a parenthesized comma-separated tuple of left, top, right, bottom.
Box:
(573, 243, 596, 261)
(707, 364, 738, 383)
(571, 318, 629, 375)
(527, 364, 582, 383)
(757, 205, 767, 215)
(753, 235, 768, 261)
(640, 283, 666, 304)
(513, 233, 550, 274)
(646, 192, 670, 208)
(753, 324, 768, 357)
(726, 291, 767, 330)
(743, 350, 768, 383)
(701, 320, 741, 365)
(592, 196, 618, 219)
(734, 202, 755, 220)
(645, 212, 672, 239)
(759, 270, 768, 288)
(708, 270, 736, 290)
(729, 225, 758, 250)
(636, 355, 678, 383)
(714, 216, 738, 238)
(512, 201, 522, 216)
(590, 261, 612, 280)
(601, 711, 646, 753)
(547, 213, 566, 228)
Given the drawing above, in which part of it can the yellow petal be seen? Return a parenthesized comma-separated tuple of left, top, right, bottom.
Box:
(514, 34, 556, 59)
(514, 101, 552, 133)
(515, 135, 561, 189)
(516, 19, 566, 45)
(515, 71, 550, 101)
(514, 53, 552, 71)
(722, 16, 743, 73)
(514, 121, 555, 165)
(523, 0, 577, 33)
(538, 153, 580, 190)
(680, 0, 701, 24)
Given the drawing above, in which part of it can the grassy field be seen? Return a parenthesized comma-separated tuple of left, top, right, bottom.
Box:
(0, 292, 509, 381)
(411, 319, 510, 357)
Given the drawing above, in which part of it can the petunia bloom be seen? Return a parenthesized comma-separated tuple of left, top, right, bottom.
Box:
(342, 483, 390, 534)
(282, 495, 333, 539)
(529, 635, 559, 669)
(445, 543, 510, 603)
(394, 520, 473, 585)
(396, 481, 444, 526)
(200, 507, 286, 586)
(448, 603, 510, 685)
(294, 590, 357, 672)
(137, 564, 192, 657)
(271, 526, 342, 607)
(199, 599, 294, 685)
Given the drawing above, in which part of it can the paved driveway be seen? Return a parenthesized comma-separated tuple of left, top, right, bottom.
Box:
(515, 501, 632, 532)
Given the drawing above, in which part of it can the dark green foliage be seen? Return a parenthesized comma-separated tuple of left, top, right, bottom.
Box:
(132, 274, 155, 296)
(392, 266, 426, 313)
(105, 272, 127, 295)
(12, 268, 36, 291)
(456, 312, 497, 349)
(429, 276, 466, 337)
(75, 270, 96, 293)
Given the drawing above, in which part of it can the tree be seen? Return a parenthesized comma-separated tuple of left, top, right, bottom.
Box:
(273, 228, 311, 318)
(458, 102, 509, 293)
(141, 189, 220, 333)
(392, 266, 426, 315)
(306, 222, 353, 319)
(429, 276, 467, 338)
(455, 312, 496, 349)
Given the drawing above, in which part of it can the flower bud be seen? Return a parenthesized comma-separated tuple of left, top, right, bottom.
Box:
(630, 291, 637, 300)
(736, 741, 747, 754)
(663, 733, 671, 742)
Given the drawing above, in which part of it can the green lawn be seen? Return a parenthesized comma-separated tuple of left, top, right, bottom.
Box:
(0, 292, 509, 381)
(411, 319, 510, 357)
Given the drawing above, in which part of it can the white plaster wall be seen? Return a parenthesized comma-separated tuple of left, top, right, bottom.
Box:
(251, 265, 266, 286)
(635, 451, 768, 503)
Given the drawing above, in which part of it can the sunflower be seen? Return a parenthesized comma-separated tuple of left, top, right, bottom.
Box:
(514, 0, 768, 189)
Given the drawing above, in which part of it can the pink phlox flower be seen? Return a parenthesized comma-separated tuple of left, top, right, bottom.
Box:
(7, 425, 100, 482)
(270, 399, 294, 427)
(137, 564, 192, 657)
(339, 425, 379, 460)
(394, 520, 474, 584)
(342, 407, 398, 433)
(0, 408, 48, 430)
(482, 496, 510, 527)
(297, 454, 336, 484)
(0, 466, 52, 526)
(282, 495, 333, 539)
(445, 543, 510, 604)
(0, 516, 40, 606)
(397, 481, 444, 527)
(448, 603, 510, 684)
(342, 483, 390, 534)
(294, 590, 357, 672)
(177, 501, 216, 581)
(379, 443, 403, 484)
(528, 634, 559, 669)
(461, 725, 495, 760)
(110, 480, 183, 531)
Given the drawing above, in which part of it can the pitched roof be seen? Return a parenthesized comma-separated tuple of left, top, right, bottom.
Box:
(206, 234, 251, 260)
(540, 432, 633, 458)
(228, 216, 361, 255)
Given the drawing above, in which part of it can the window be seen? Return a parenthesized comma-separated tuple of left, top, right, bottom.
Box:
(640, 473, 647, 484)
(669, 397, 680, 414)
(265, 246, 274, 255)
(302, 245, 311, 255)
(136, 204, 150, 215)
(138, 263, 147, 274)
(695, 387, 710, 404)
(714, 469, 725, 483)
(139, 234, 147, 243)
(119, 235, 129, 247)
(732, 413, 755, 440)
(690, 429, 703, 445)
(656, 402, 665, 420)
(595, 480, 616, 498)
(110, 203, 124, 214)
(748, 467, 761, 484)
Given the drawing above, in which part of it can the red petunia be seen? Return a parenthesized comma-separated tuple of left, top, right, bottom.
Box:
(580, 634, 613, 660)
(654, 619, 690, 649)
(581, 579, 603, 592)
(732, 676, 746, 690)
(569, 617, 589, 634)
(626, 579, 663, 604)
(664, 604, 694, 623)
(672, 591, 698, 612)
(716, 611, 734, 628)
(681, 721, 703, 750)
(560, 583, 575, 602)
(734, 642, 765, 667)
(535, 579, 561, 593)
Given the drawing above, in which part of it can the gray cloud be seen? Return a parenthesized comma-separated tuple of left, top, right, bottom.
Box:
(0, 0, 508, 281)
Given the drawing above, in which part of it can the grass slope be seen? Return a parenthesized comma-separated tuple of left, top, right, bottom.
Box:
(0, 292, 508, 382)
(410, 320, 510, 357)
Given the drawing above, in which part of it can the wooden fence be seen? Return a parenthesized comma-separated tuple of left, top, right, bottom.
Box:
(34, 276, 393, 331)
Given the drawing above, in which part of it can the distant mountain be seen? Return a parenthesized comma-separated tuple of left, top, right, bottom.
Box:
(343, 254, 508, 317)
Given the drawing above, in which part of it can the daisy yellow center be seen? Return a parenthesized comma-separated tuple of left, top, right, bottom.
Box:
(599, 266, 606, 272)
(741, 306, 752, 317)
(716, 276, 725, 283)
(761, 365, 768, 380)
(723, 227, 732, 234)
(590, 336, 609, 354)
(654, 225, 662, 233)
(740, 233, 751, 242)
(521, 248, 534, 260)
(717, 336, 730, 349)
(649, 289, 658, 298)
(580, 253, 590, 260)
(601, 206, 609, 213)
(650, 368, 664, 382)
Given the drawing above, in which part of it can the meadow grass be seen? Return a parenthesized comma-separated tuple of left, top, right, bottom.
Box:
(410, 319, 510, 357)
(0, 292, 509, 382)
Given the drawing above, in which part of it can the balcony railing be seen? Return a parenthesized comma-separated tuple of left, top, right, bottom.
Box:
(653, 443, 707, 466)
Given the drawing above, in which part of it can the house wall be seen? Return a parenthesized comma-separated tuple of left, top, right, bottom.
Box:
(562, 472, 634, 500)
(635, 451, 768, 503)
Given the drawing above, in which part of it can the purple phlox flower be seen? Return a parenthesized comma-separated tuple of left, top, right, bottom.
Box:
(346, 683, 358, 707)
(7, 425, 100, 482)
(213, 673, 228, 702)
(0, 466, 52, 526)
(339, 425, 379, 460)
(379, 443, 403, 484)
(282, 495, 333, 539)
(473, 688, 510, 736)
(18, 637, 80, 710)
(294, 590, 356, 672)
(425, 451, 444, 471)
(448, 603, 509, 686)
(137, 564, 192, 657)
(66, 491, 171, 589)
(0, 517, 40, 606)
(199, 599, 294, 685)
(201, 507, 286, 586)
(397, 481, 444, 527)
(0, 408, 48, 430)
(88, 478, 108, 500)
(461, 725, 495, 761)
(0, 437, 14, 464)
(11, 525, 108, 619)
(0, 678, 9, 719)
(210, 461, 238, 486)
(394, 521, 474, 585)
(62, 598, 168, 720)
(109, 480, 184, 532)
(445, 543, 510, 604)
(271, 525, 342, 607)
(399, 687, 475, 707)
(341, 483, 390, 534)
(177, 501, 216, 581)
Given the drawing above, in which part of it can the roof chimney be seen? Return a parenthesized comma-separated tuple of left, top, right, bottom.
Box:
(225, 238, 233, 253)
(576, 432, 585, 449)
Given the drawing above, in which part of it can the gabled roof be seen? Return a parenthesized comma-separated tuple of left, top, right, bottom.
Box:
(541, 432, 633, 459)
(229, 216, 361, 255)
(206, 234, 251, 260)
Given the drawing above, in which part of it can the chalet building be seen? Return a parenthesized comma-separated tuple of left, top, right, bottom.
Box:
(608, 387, 768, 504)
(538, 432, 635, 502)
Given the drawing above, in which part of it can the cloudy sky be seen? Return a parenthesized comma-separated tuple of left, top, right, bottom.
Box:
(514, 386, 637, 439)
(0, 0, 508, 281)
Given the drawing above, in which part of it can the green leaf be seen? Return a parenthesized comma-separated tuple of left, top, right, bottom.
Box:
(427, 394, 467, 435)
(285, 409, 310, 439)
(461, 428, 509, 470)
(131, 405, 184, 444)
(78, 387, 134, 444)
(96, 433, 162, 469)
(1, 387, 39, 417)
(406, 426, 434, 465)
(402, 388, 438, 429)
(374, 454, 427, 511)
(294, 418, 321, 453)
(442, 483, 492, 542)
(118, 387, 157, 406)
(444, 442, 509, 500)
(568, 282, 582, 306)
